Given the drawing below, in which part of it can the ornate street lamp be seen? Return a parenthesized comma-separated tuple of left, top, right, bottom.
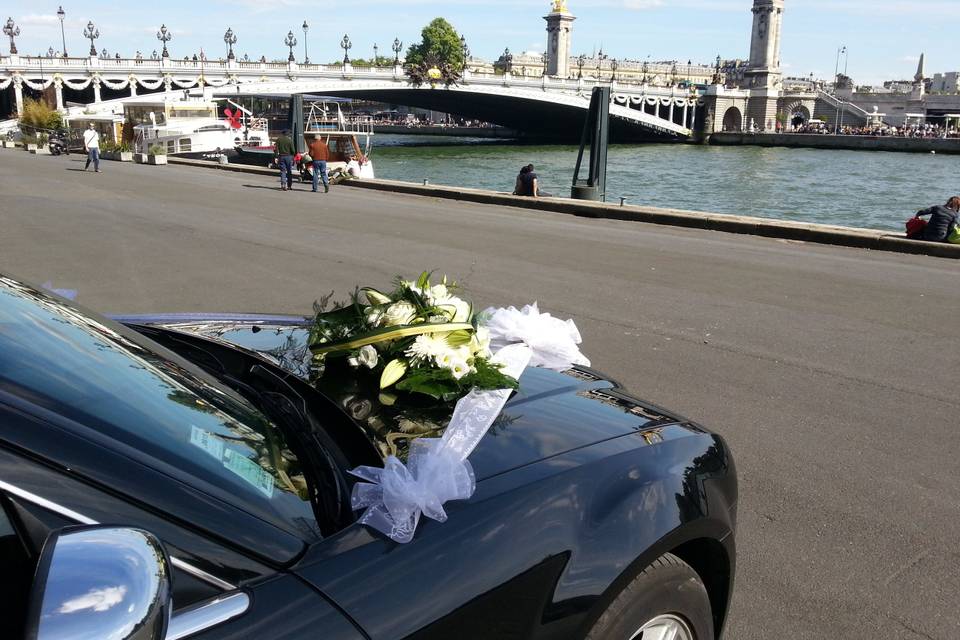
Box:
(541, 51, 548, 76)
(340, 34, 352, 64)
(223, 27, 236, 60)
(577, 54, 586, 79)
(83, 20, 100, 57)
(392, 38, 402, 64)
(4, 17, 20, 55)
(460, 35, 470, 70)
(302, 20, 309, 64)
(57, 6, 67, 57)
(642, 59, 649, 84)
(157, 24, 171, 58)
(101, 47, 108, 59)
(285, 30, 297, 63)
(670, 62, 677, 87)
(610, 58, 618, 82)
(373, 43, 379, 67)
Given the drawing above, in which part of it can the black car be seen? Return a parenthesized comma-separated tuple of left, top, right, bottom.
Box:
(0, 275, 737, 640)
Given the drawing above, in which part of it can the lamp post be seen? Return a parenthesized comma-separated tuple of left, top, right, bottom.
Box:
(302, 20, 309, 64)
(373, 43, 379, 67)
(157, 24, 171, 58)
(610, 58, 618, 83)
(833, 45, 847, 134)
(460, 35, 470, 71)
(577, 54, 585, 79)
(4, 17, 20, 55)
(392, 38, 402, 65)
(540, 51, 548, 77)
(223, 27, 236, 60)
(83, 20, 99, 57)
(642, 56, 649, 84)
(340, 34, 352, 64)
(57, 6, 67, 57)
(284, 30, 297, 63)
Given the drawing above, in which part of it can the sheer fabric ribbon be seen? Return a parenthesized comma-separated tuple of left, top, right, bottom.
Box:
(349, 304, 590, 543)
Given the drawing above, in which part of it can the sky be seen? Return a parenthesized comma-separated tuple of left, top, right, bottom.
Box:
(4, 1, 956, 86)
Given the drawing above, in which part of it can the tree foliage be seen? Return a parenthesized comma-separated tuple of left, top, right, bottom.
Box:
(18, 98, 62, 131)
(405, 18, 464, 70)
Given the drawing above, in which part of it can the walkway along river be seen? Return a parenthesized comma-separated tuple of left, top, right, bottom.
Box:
(372, 137, 960, 232)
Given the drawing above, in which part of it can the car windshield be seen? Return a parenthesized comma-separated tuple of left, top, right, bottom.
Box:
(0, 276, 320, 540)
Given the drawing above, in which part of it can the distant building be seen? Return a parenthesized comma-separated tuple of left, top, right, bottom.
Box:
(931, 72, 959, 94)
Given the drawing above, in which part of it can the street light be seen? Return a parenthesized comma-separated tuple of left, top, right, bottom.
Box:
(284, 30, 297, 63)
(157, 24, 171, 58)
(540, 51, 548, 77)
(302, 20, 309, 64)
(460, 35, 470, 71)
(610, 58, 618, 83)
(83, 20, 99, 57)
(57, 6, 67, 57)
(577, 53, 585, 79)
(833, 45, 847, 134)
(392, 38, 402, 64)
(223, 27, 236, 60)
(340, 34, 352, 64)
(3, 17, 20, 55)
(373, 43, 379, 67)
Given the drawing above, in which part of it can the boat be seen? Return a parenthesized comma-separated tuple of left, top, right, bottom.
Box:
(129, 95, 269, 159)
(234, 102, 375, 179)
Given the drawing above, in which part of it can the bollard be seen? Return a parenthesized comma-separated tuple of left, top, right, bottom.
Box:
(619, 196, 627, 207)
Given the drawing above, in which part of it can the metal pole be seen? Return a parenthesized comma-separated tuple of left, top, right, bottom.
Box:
(833, 46, 845, 134)
(58, 6, 67, 57)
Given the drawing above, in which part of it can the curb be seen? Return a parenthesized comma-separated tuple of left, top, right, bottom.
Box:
(167, 157, 960, 260)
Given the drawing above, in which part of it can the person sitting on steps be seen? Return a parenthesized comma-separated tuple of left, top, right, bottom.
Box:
(915, 196, 960, 242)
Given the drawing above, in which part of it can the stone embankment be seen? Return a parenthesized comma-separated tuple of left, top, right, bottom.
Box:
(164, 156, 960, 260)
(710, 132, 960, 155)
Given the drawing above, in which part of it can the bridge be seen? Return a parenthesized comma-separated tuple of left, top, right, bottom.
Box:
(1, 55, 704, 142)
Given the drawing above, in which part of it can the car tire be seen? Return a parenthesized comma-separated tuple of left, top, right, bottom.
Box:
(585, 553, 714, 640)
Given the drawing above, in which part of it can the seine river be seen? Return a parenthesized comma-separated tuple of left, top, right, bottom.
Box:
(372, 136, 960, 232)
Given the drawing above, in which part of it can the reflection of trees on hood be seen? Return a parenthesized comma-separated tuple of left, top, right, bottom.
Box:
(675, 441, 724, 523)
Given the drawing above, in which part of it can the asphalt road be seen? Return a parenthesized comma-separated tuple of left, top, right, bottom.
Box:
(2, 151, 958, 639)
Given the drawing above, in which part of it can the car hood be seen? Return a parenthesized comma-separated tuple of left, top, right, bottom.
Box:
(114, 314, 685, 480)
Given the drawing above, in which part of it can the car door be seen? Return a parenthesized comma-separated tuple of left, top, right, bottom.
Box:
(0, 442, 366, 640)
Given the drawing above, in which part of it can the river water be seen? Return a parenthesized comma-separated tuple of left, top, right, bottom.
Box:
(371, 136, 960, 231)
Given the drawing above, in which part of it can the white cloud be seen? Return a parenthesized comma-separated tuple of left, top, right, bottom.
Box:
(57, 586, 127, 614)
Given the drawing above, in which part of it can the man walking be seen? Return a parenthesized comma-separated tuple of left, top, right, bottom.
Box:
(83, 124, 101, 173)
(274, 130, 296, 191)
(306, 135, 330, 193)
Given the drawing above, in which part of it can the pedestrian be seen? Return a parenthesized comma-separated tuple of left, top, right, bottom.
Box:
(83, 124, 101, 173)
(306, 135, 331, 193)
(513, 165, 531, 195)
(916, 197, 960, 242)
(518, 164, 551, 197)
(274, 130, 296, 191)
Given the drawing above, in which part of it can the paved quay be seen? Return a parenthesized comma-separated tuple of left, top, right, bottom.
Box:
(1, 150, 958, 640)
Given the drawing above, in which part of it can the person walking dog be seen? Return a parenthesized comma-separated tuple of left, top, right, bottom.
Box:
(307, 136, 331, 193)
(83, 124, 101, 173)
(274, 130, 296, 191)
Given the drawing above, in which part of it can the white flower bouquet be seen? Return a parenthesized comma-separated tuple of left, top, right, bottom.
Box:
(308, 272, 518, 403)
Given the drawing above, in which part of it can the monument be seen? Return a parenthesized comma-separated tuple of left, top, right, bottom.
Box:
(744, 0, 784, 130)
(544, 0, 575, 78)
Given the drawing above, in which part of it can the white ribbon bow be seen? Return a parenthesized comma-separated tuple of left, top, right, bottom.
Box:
(349, 305, 589, 543)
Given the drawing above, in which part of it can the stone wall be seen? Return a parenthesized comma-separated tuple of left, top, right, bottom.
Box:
(709, 132, 960, 154)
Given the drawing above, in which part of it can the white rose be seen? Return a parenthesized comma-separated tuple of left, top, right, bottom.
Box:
(382, 301, 417, 326)
(427, 283, 448, 303)
(438, 296, 470, 323)
(357, 345, 379, 369)
(366, 307, 384, 327)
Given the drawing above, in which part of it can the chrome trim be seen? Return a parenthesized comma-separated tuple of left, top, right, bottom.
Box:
(166, 592, 250, 640)
(170, 557, 235, 591)
(0, 478, 236, 591)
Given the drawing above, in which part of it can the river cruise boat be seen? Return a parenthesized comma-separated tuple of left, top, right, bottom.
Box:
(234, 102, 375, 179)
(128, 95, 269, 159)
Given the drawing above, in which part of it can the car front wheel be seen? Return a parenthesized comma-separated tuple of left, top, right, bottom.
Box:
(585, 553, 714, 640)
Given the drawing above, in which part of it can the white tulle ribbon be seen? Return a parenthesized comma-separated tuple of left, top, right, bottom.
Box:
(349, 305, 589, 543)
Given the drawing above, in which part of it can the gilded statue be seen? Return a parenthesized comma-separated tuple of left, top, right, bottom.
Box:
(551, 0, 569, 13)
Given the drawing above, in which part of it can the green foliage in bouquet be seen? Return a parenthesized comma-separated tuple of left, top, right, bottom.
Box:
(308, 272, 517, 403)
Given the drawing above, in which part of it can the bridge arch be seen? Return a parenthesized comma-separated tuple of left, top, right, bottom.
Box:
(782, 100, 811, 129)
(722, 106, 744, 132)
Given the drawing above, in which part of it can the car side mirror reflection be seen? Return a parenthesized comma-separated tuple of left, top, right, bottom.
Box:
(25, 526, 173, 640)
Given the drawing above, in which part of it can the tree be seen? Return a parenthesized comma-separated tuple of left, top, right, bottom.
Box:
(405, 18, 464, 70)
(18, 98, 62, 131)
